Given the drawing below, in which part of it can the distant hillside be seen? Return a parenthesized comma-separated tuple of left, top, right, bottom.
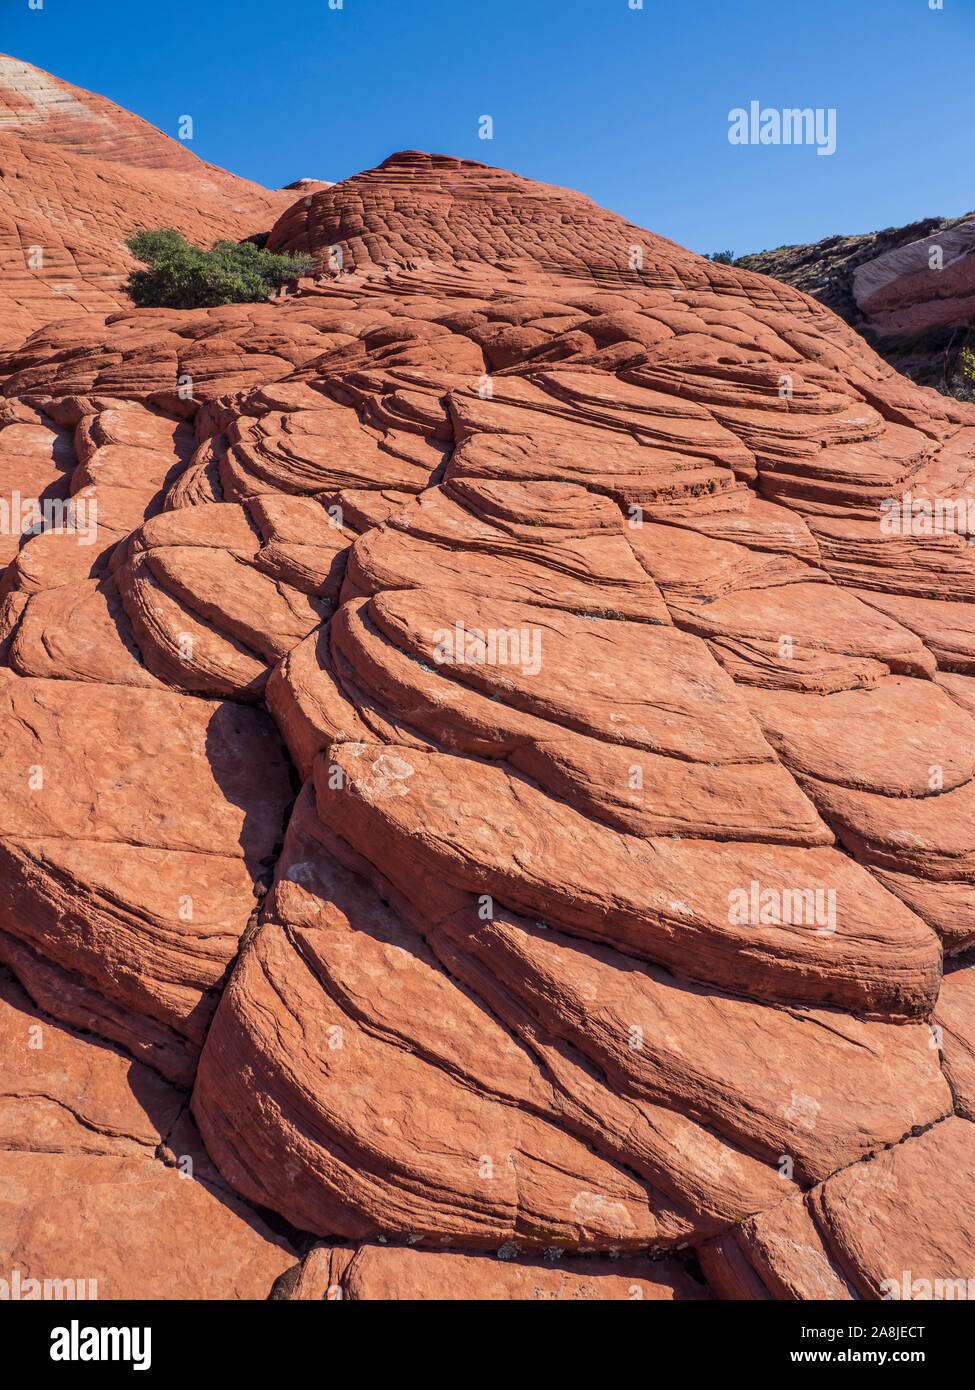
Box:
(737, 212, 975, 396)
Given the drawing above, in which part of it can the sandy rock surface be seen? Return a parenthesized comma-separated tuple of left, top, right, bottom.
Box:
(1, 77, 974, 1299)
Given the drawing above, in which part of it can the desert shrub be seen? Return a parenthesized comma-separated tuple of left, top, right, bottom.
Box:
(959, 346, 975, 396)
(937, 338, 975, 401)
(124, 228, 313, 308)
(707, 250, 736, 265)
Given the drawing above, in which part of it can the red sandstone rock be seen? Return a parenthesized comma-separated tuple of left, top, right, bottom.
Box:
(0, 966, 181, 1155)
(0, 53, 307, 347)
(735, 1194, 857, 1301)
(287, 1244, 709, 1300)
(0, 1149, 295, 1299)
(0, 73, 973, 1298)
(0, 670, 292, 1078)
(935, 966, 975, 1119)
(810, 1117, 975, 1301)
(0, 963, 296, 1296)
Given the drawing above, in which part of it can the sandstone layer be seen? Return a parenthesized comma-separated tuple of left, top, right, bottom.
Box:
(0, 53, 319, 348)
(1, 120, 974, 1299)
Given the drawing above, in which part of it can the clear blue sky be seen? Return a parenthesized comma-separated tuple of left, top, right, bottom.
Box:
(6, 0, 974, 257)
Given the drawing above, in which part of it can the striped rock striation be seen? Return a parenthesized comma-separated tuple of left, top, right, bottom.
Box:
(0, 52, 320, 348)
(1, 131, 974, 1298)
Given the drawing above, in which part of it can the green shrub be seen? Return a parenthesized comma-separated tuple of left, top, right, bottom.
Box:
(124, 228, 314, 308)
(707, 250, 736, 265)
(960, 346, 975, 395)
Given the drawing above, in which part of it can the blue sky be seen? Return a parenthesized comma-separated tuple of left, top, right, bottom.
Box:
(5, 0, 974, 257)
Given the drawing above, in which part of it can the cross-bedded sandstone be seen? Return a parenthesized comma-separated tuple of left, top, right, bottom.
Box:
(1, 117, 974, 1298)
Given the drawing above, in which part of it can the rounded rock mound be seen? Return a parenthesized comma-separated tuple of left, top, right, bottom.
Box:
(1, 136, 974, 1300)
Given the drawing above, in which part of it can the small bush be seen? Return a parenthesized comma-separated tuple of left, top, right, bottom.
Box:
(959, 346, 975, 397)
(707, 250, 736, 265)
(124, 228, 314, 308)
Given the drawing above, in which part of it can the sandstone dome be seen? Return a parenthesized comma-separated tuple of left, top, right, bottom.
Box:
(0, 53, 299, 347)
(1, 108, 974, 1298)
